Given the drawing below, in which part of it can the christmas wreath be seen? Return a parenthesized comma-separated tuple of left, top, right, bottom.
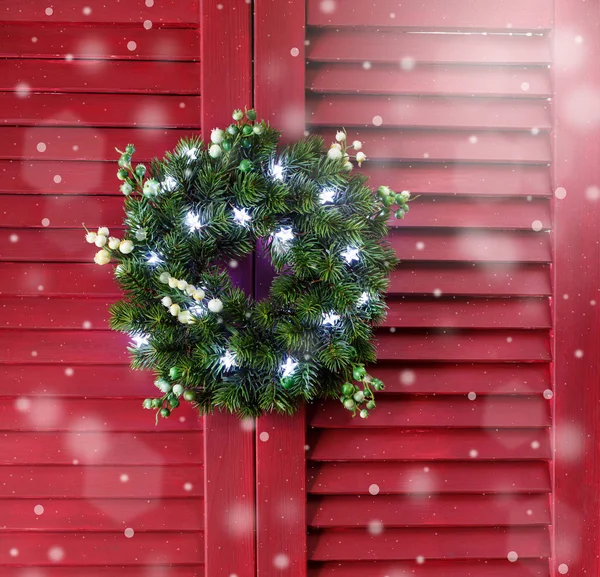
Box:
(84, 109, 411, 419)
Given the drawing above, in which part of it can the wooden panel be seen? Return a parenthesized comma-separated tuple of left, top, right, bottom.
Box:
(2, 498, 203, 531)
(1, 432, 203, 465)
(384, 297, 551, 328)
(307, 30, 552, 65)
(389, 263, 551, 296)
(308, 526, 551, 561)
(308, 94, 551, 131)
(307, 461, 552, 494)
(307, 494, 550, 527)
(307, 0, 553, 30)
(1, 569, 205, 577)
(307, 63, 552, 97)
(2, 465, 204, 497)
(310, 395, 551, 428)
(366, 363, 550, 395)
(0, 532, 203, 565)
(308, 428, 551, 461)
(0, 0, 200, 24)
(0, 25, 200, 60)
(375, 330, 550, 361)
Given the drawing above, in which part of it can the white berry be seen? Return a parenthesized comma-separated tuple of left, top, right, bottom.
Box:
(178, 310, 193, 324)
(94, 249, 110, 265)
(94, 235, 107, 247)
(172, 384, 184, 396)
(352, 140, 362, 150)
(335, 131, 346, 142)
(159, 272, 171, 284)
(108, 237, 120, 250)
(119, 240, 134, 254)
(208, 144, 222, 158)
(97, 227, 109, 237)
(85, 232, 97, 243)
(169, 303, 181, 316)
(193, 289, 205, 301)
(168, 277, 178, 288)
(177, 279, 188, 291)
(185, 284, 196, 295)
(356, 151, 367, 166)
(327, 147, 343, 160)
(211, 128, 225, 144)
(161, 296, 172, 307)
(208, 298, 223, 313)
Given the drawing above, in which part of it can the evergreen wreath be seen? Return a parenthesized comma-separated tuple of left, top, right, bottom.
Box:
(84, 109, 412, 420)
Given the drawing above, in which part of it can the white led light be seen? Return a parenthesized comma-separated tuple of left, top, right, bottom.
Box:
(161, 176, 178, 192)
(130, 334, 149, 347)
(341, 246, 360, 263)
(233, 207, 252, 227)
(220, 349, 238, 371)
(280, 356, 298, 378)
(271, 162, 284, 181)
(146, 252, 163, 265)
(273, 226, 294, 244)
(358, 292, 370, 306)
(322, 312, 340, 327)
(185, 147, 198, 160)
(185, 211, 204, 232)
(189, 305, 207, 317)
(319, 189, 336, 204)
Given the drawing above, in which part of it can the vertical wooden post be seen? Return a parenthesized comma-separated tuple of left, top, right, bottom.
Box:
(553, 2, 600, 575)
(201, 2, 255, 577)
(254, 1, 307, 575)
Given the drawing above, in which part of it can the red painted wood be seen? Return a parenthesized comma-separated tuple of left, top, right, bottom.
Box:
(3, 498, 203, 530)
(366, 363, 550, 395)
(553, 1, 600, 575)
(0, 532, 204, 565)
(0, 0, 200, 24)
(308, 94, 551, 131)
(389, 263, 551, 296)
(3, 465, 204, 497)
(307, 461, 551, 494)
(307, 493, 550, 527)
(0, 432, 204, 465)
(308, 428, 551, 461)
(307, 30, 551, 65)
(310, 128, 552, 164)
(2, 568, 204, 577)
(308, 526, 551, 561)
(310, 395, 551, 428)
(308, 559, 550, 577)
(307, 0, 553, 30)
(308, 63, 551, 97)
(0, 25, 200, 60)
(384, 297, 551, 328)
(375, 329, 550, 361)
(200, 3, 255, 577)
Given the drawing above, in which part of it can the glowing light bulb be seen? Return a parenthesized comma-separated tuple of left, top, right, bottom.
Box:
(322, 312, 340, 327)
(341, 246, 360, 264)
(185, 211, 204, 232)
(281, 356, 298, 377)
(130, 334, 149, 347)
(319, 189, 336, 204)
(358, 292, 370, 306)
(233, 207, 252, 227)
(185, 147, 198, 160)
(271, 162, 284, 181)
(273, 226, 294, 246)
(220, 349, 238, 371)
(146, 252, 163, 265)
(190, 304, 207, 317)
(161, 176, 178, 192)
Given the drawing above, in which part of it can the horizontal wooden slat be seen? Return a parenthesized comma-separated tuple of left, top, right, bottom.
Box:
(0, 532, 203, 565)
(0, 25, 200, 60)
(0, 399, 202, 431)
(2, 498, 203, 531)
(307, 0, 553, 30)
(1, 93, 199, 128)
(389, 263, 551, 296)
(307, 63, 552, 97)
(307, 494, 550, 527)
(0, 196, 124, 228)
(310, 128, 552, 163)
(0, 1, 200, 25)
(2, 568, 204, 577)
(389, 229, 551, 262)
(1, 465, 204, 497)
(307, 461, 552, 494)
(375, 329, 550, 361)
(0, 264, 117, 296)
(2, 60, 200, 94)
(308, 94, 551, 130)
(307, 30, 552, 65)
(0, 365, 153, 398)
(0, 330, 129, 364)
(359, 163, 551, 197)
(0, 127, 194, 161)
(384, 297, 551, 328)
(366, 363, 550, 395)
(310, 396, 551, 428)
(308, 559, 550, 577)
(308, 428, 551, 460)
(308, 526, 551, 561)
(1, 432, 203, 465)
(390, 197, 551, 230)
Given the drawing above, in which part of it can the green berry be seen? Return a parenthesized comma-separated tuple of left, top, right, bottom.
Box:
(241, 138, 252, 149)
(353, 390, 365, 403)
(353, 366, 367, 381)
(343, 398, 356, 409)
(183, 390, 196, 402)
(395, 209, 406, 219)
(359, 409, 369, 419)
(281, 376, 293, 389)
(341, 383, 354, 396)
(403, 203, 410, 213)
(227, 124, 239, 136)
(238, 159, 253, 172)
(142, 398, 153, 409)
(246, 109, 257, 121)
(242, 125, 253, 136)
(383, 195, 394, 207)
(372, 378, 384, 391)
(222, 139, 233, 151)
(151, 398, 162, 408)
(117, 169, 128, 180)
(125, 144, 135, 155)
(169, 367, 180, 380)
(366, 400, 376, 410)
(395, 193, 406, 205)
(168, 397, 180, 408)
(118, 157, 128, 168)
(135, 164, 146, 177)
(160, 407, 171, 418)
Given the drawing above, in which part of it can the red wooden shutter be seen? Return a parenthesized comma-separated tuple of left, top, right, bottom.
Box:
(0, 3, 211, 575)
(257, 1, 556, 575)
